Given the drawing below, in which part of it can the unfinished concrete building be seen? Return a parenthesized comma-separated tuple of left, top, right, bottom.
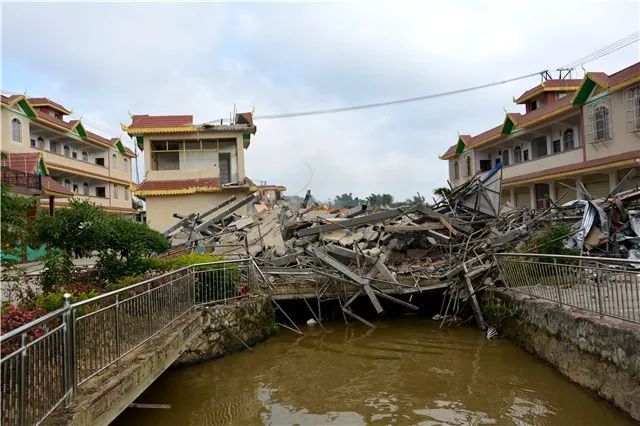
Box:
(123, 112, 258, 231)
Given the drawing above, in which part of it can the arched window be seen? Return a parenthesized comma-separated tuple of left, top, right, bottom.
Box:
(595, 106, 611, 141)
(83, 182, 89, 195)
(64, 179, 72, 191)
(112, 154, 117, 169)
(124, 188, 130, 201)
(113, 184, 119, 199)
(37, 137, 45, 150)
(453, 161, 459, 180)
(82, 151, 89, 162)
(11, 118, 22, 143)
(50, 141, 58, 154)
(514, 146, 522, 164)
(466, 156, 472, 177)
(63, 145, 71, 157)
(563, 128, 575, 150)
(123, 158, 129, 172)
(502, 150, 510, 166)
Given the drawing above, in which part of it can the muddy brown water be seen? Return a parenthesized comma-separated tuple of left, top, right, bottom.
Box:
(113, 317, 633, 425)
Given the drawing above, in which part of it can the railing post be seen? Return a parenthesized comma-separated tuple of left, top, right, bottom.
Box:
(62, 293, 75, 401)
(595, 262, 604, 318)
(147, 283, 152, 337)
(115, 294, 121, 360)
(554, 258, 563, 307)
(18, 332, 27, 426)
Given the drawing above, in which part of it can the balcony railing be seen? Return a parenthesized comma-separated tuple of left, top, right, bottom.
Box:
(1, 170, 41, 191)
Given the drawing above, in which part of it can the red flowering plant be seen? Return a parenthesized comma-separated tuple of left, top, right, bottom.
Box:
(0, 304, 48, 356)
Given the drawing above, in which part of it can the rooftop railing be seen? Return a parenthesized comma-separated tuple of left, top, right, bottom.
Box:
(495, 253, 640, 324)
(0, 258, 260, 425)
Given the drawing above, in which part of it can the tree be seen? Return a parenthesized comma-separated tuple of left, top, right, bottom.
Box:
(34, 199, 108, 256)
(366, 193, 394, 209)
(433, 187, 451, 198)
(0, 183, 37, 250)
(333, 193, 364, 208)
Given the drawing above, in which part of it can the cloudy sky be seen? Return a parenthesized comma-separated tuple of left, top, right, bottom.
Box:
(2, 1, 639, 202)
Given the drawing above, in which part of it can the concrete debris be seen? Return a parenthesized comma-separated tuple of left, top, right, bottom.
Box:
(166, 182, 640, 330)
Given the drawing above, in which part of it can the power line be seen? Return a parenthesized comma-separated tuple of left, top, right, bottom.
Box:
(252, 70, 546, 120)
(206, 32, 638, 123)
(558, 31, 639, 70)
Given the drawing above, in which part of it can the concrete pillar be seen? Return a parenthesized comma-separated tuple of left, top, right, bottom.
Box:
(608, 170, 617, 192)
(510, 187, 516, 207)
(549, 181, 557, 203)
(529, 183, 536, 209)
(576, 176, 585, 200)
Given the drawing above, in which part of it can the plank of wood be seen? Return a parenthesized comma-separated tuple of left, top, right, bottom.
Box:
(383, 223, 445, 233)
(195, 194, 258, 232)
(297, 209, 403, 237)
(310, 247, 384, 314)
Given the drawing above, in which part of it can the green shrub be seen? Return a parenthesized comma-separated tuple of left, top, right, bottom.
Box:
(34, 289, 99, 313)
(167, 253, 223, 269)
(41, 248, 73, 293)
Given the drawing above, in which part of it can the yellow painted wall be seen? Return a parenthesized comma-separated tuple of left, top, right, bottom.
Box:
(144, 189, 254, 231)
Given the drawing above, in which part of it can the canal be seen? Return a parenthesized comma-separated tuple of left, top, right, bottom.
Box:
(114, 317, 633, 425)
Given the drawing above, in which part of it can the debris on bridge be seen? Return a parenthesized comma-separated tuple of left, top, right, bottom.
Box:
(163, 172, 640, 330)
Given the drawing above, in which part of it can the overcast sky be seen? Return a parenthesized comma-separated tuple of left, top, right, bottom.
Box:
(2, 1, 639, 202)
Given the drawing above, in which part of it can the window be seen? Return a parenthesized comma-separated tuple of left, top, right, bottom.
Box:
(123, 158, 129, 172)
(73, 184, 78, 193)
(112, 154, 117, 169)
(585, 98, 612, 143)
(113, 184, 119, 199)
(562, 129, 575, 150)
(552, 139, 561, 153)
(63, 145, 71, 157)
(532, 136, 547, 159)
(466, 156, 472, 177)
(502, 150, 509, 166)
(37, 137, 45, 150)
(150, 139, 224, 171)
(95, 157, 105, 167)
(11, 118, 22, 143)
(513, 146, 522, 164)
(479, 160, 492, 172)
(72, 151, 77, 159)
(30, 139, 36, 148)
(83, 182, 89, 195)
(124, 187, 130, 201)
(453, 160, 459, 180)
(50, 141, 59, 154)
(523, 149, 529, 161)
(64, 179, 72, 191)
(624, 83, 640, 132)
(82, 151, 89, 161)
(96, 186, 106, 198)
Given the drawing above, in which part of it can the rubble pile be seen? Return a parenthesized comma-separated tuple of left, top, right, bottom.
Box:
(162, 173, 640, 329)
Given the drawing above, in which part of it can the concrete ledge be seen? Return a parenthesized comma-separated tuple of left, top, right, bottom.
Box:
(484, 288, 640, 421)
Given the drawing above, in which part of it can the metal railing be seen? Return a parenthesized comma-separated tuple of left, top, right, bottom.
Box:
(495, 253, 640, 324)
(1, 258, 260, 425)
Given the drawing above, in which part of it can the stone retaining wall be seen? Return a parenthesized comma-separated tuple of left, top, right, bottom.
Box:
(174, 295, 277, 366)
(484, 288, 640, 421)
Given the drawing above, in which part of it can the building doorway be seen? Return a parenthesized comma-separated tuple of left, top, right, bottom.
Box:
(219, 153, 231, 184)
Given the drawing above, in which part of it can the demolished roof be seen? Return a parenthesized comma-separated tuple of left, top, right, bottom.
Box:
(122, 113, 257, 136)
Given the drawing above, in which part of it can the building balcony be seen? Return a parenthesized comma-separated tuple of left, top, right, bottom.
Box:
(41, 150, 110, 179)
(501, 148, 583, 183)
(1, 169, 41, 192)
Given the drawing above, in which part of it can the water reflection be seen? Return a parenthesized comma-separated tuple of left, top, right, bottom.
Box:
(114, 317, 632, 426)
